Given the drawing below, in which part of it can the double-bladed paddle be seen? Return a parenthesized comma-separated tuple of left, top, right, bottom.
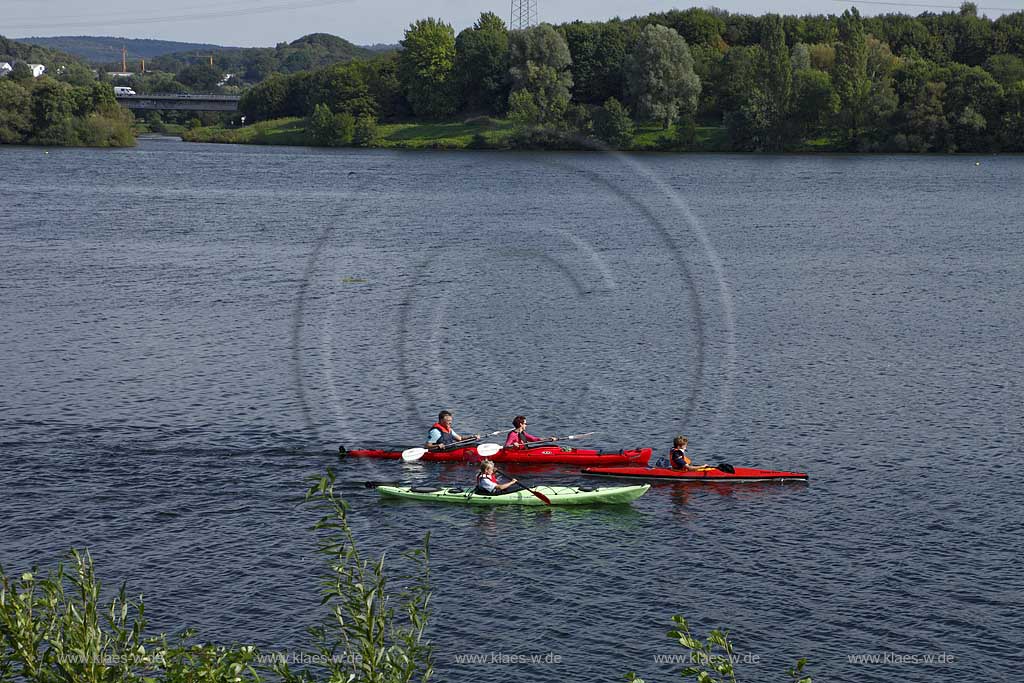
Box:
(514, 431, 598, 448)
(401, 441, 501, 462)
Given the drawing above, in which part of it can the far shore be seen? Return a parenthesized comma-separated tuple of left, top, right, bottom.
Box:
(176, 116, 783, 152)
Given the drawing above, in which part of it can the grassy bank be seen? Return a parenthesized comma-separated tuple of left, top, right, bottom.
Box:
(181, 115, 743, 152)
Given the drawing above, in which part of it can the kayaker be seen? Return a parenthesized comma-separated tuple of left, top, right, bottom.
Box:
(425, 410, 479, 450)
(505, 415, 557, 448)
(669, 436, 709, 471)
(474, 459, 519, 495)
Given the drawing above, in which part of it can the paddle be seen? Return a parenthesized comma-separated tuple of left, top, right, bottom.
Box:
(494, 468, 551, 505)
(517, 431, 598, 448)
(401, 441, 501, 462)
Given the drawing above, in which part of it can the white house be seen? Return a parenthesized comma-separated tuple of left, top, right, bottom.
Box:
(28, 63, 46, 78)
(0, 62, 12, 77)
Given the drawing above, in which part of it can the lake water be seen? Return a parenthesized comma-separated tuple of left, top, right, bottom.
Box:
(1, 138, 1021, 682)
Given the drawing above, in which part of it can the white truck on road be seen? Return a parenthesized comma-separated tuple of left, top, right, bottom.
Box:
(113, 86, 136, 96)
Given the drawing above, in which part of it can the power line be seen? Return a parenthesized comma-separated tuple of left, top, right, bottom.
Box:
(5, 0, 349, 32)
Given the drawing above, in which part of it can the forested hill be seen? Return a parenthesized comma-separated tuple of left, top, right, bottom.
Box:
(0, 35, 89, 69)
(140, 33, 380, 80)
(13, 36, 227, 63)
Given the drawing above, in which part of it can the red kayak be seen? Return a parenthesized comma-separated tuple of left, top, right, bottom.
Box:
(340, 444, 652, 467)
(581, 465, 808, 482)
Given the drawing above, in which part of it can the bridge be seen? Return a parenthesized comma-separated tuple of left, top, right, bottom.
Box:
(115, 93, 241, 112)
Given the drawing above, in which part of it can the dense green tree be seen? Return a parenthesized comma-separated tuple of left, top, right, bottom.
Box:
(507, 62, 572, 126)
(509, 23, 573, 90)
(399, 18, 458, 118)
(245, 53, 278, 81)
(561, 21, 633, 105)
(832, 8, 872, 147)
(983, 53, 1024, 88)
(717, 45, 760, 115)
(30, 79, 76, 145)
(9, 61, 34, 82)
(791, 69, 838, 139)
(352, 113, 379, 146)
(0, 79, 32, 143)
(943, 62, 1003, 123)
(997, 81, 1024, 150)
(648, 8, 726, 47)
(791, 43, 812, 72)
(592, 97, 635, 146)
(756, 14, 792, 149)
(177, 63, 221, 91)
(137, 72, 189, 95)
(362, 53, 408, 119)
(808, 43, 836, 71)
(903, 81, 950, 151)
(56, 61, 96, 87)
(508, 24, 574, 126)
(239, 73, 290, 121)
(308, 63, 376, 117)
(308, 103, 354, 146)
(453, 12, 510, 114)
(625, 24, 701, 129)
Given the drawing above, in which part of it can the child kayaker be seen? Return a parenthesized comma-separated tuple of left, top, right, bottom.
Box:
(505, 415, 557, 448)
(669, 436, 709, 471)
(475, 459, 519, 495)
(425, 410, 479, 450)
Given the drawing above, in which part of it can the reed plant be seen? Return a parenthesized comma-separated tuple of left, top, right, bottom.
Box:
(0, 470, 432, 683)
(625, 615, 811, 683)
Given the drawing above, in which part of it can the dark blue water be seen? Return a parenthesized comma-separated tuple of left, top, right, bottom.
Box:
(2, 139, 1021, 682)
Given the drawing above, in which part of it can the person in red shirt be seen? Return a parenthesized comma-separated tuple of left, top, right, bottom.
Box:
(504, 415, 557, 448)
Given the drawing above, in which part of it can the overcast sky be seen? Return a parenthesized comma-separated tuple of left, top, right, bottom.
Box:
(7, 0, 1015, 48)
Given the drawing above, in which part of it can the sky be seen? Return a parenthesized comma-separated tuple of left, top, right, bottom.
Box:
(7, 0, 1020, 48)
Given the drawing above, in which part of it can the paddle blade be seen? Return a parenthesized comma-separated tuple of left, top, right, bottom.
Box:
(529, 488, 552, 505)
(717, 463, 735, 474)
(477, 443, 501, 457)
(565, 431, 596, 440)
(401, 447, 427, 462)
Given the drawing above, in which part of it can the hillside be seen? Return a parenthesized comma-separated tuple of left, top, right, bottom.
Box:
(13, 36, 228, 63)
(141, 33, 380, 82)
(0, 35, 93, 71)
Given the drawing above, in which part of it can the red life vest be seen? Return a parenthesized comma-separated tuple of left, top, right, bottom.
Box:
(431, 421, 456, 446)
(669, 447, 691, 469)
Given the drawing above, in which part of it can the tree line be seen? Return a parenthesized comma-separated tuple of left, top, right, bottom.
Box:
(237, 4, 1024, 152)
(0, 70, 134, 146)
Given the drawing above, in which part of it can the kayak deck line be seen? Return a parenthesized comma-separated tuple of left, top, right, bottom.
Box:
(581, 466, 809, 482)
(376, 484, 651, 505)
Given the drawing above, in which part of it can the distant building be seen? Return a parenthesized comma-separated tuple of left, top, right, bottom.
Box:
(217, 73, 234, 87)
(27, 63, 46, 78)
(106, 72, 134, 78)
(0, 62, 12, 77)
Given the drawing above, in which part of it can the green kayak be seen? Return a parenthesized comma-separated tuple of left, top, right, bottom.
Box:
(377, 484, 650, 506)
